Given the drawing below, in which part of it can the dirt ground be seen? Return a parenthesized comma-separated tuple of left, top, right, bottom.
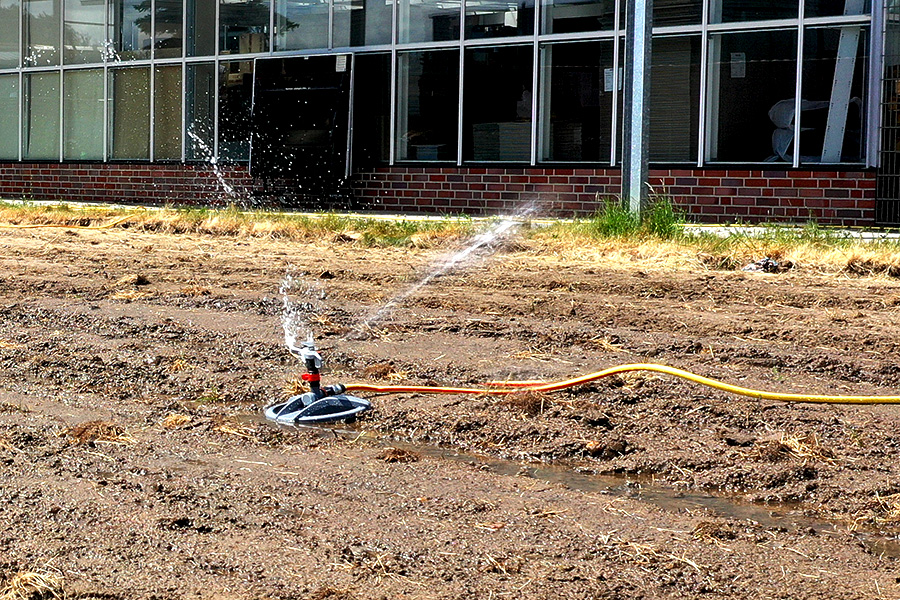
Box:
(3, 223, 900, 599)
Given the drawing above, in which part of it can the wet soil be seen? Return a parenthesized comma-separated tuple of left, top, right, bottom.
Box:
(2, 225, 900, 598)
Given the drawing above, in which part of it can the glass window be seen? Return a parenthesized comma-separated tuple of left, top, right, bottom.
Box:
(334, 0, 392, 47)
(654, 0, 701, 26)
(353, 53, 391, 165)
(541, 0, 614, 35)
(396, 49, 459, 161)
(109, 68, 150, 159)
(24, 0, 60, 66)
(186, 62, 215, 160)
(187, 0, 217, 56)
(398, 0, 460, 44)
(218, 60, 253, 160)
(0, 75, 19, 159)
(710, 0, 798, 23)
(0, 0, 19, 68)
(707, 30, 797, 162)
(220, 0, 270, 54)
(110, 0, 151, 60)
(64, 69, 104, 160)
(800, 26, 868, 163)
(650, 36, 700, 162)
(23, 72, 60, 159)
(464, 45, 532, 162)
(276, 0, 329, 50)
(155, 65, 183, 160)
(540, 41, 613, 162)
(805, 0, 868, 18)
(64, 0, 105, 64)
(156, 0, 185, 58)
(465, 0, 533, 39)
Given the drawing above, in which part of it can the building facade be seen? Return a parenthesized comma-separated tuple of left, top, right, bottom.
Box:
(0, 0, 898, 224)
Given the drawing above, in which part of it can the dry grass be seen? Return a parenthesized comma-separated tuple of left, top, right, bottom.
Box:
(108, 290, 154, 301)
(63, 420, 134, 445)
(159, 413, 192, 429)
(282, 375, 309, 397)
(753, 433, 835, 464)
(376, 447, 420, 463)
(0, 340, 23, 350)
(0, 567, 64, 600)
(211, 417, 255, 439)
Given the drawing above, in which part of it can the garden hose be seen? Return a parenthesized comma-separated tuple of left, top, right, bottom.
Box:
(344, 363, 900, 404)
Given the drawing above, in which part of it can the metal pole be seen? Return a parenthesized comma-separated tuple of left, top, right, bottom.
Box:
(621, 0, 652, 214)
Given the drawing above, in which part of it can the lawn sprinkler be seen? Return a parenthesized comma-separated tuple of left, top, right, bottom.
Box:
(264, 335, 371, 424)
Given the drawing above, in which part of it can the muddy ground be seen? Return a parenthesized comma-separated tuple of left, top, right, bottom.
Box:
(2, 224, 900, 599)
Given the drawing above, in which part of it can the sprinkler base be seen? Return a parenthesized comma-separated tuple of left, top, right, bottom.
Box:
(264, 393, 372, 424)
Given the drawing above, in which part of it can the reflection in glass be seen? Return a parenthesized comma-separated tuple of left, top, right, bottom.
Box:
(708, 30, 797, 162)
(464, 45, 532, 162)
(397, 50, 459, 161)
(218, 61, 254, 160)
(654, 0, 701, 25)
(220, 0, 270, 54)
(353, 53, 391, 165)
(541, 0, 614, 35)
(710, 0, 798, 23)
(186, 62, 215, 160)
(187, 0, 217, 56)
(0, 75, 19, 159)
(650, 36, 700, 162)
(64, 0, 105, 64)
(110, 68, 150, 159)
(64, 69, 104, 159)
(155, 65, 183, 160)
(23, 72, 60, 159)
(156, 0, 184, 58)
(110, 0, 151, 60)
(276, 0, 328, 50)
(540, 41, 613, 162)
(465, 0, 534, 39)
(398, 0, 460, 44)
(334, 0, 392, 47)
(801, 26, 868, 163)
(24, 0, 61, 66)
(805, 0, 869, 18)
(0, 0, 20, 68)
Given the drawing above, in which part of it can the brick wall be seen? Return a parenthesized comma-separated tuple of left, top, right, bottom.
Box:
(0, 162, 878, 226)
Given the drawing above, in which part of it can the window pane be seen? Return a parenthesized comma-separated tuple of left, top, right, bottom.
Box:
(353, 53, 391, 165)
(220, 0, 269, 54)
(218, 60, 253, 160)
(397, 50, 459, 161)
(0, 0, 19, 68)
(155, 65, 183, 160)
(186, 62, 215, 160)
(187, 0, 217, 56)
(464, 45, 532, 162)
(654, 0, 701, 26)
(540, 41, 613, 162)
(110, 0, 151, 60)
(465, 0, 534, 39)
(23, 72, 60, 159)
(110, 68, 150, 159)
(800, 26, 868, 163)
(64, 69, 104, 160)
(64, 0, 105, 64)
(650, 36, 700, 162)
(805, 0, 868, 18)
(398, 0, 460, 44)
(334, 0, 392, 47)
(708, 30, 797, 162)
(276, 0, 329, 50)
(541, 0, 614, 35)
(710, 0, 798, 23)
(0, 75, 18, 159)
(156, 0, 184, 58)
(24, 0, 60, 66)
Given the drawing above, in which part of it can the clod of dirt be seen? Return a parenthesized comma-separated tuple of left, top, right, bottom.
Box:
(846, 258, 900, 278)
(114, 273, 150, 287)
(0, 568, 64, 600)
(692, 521, 739, 541)
(500, 392, 551, 416)
(318, 270, 335, 279)
(159, 414, 191, 430)
(363, 362, 395, 380)
(63, 421, 132, 446)
(376, 447, 420, 463)
(584, 438, 628, 459)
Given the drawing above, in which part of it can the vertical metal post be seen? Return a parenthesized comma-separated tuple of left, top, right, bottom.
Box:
(622, 0, 652, 214)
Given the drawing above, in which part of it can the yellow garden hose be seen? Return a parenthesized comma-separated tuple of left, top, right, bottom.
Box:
(345, 363, 900, 404)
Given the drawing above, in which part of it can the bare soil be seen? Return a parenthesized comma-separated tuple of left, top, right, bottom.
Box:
(2, 225, 900, 599)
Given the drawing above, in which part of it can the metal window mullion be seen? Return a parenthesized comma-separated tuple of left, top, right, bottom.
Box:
(17, 71, 22, 161)
(388, 0, 397, 165)
(57, 70, 62, 162)
(530, 35, 538, 165)
(269, 0, 275, 52)
(180, 62, 186, 161)
(328, 0, 334, 49)
(696, 0, 709, 167)
(868, 0, 885, 168)
(456, 2, 464, 166)
(150, 65, 156, 162)
(610, 0, 620, 166)
(793, 3, 804, 169)
(213, 59, 219, 159)
(345, 53, 354, 177)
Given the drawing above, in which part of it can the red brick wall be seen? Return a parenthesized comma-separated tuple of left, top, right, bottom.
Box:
(0, 162, 877, 226)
